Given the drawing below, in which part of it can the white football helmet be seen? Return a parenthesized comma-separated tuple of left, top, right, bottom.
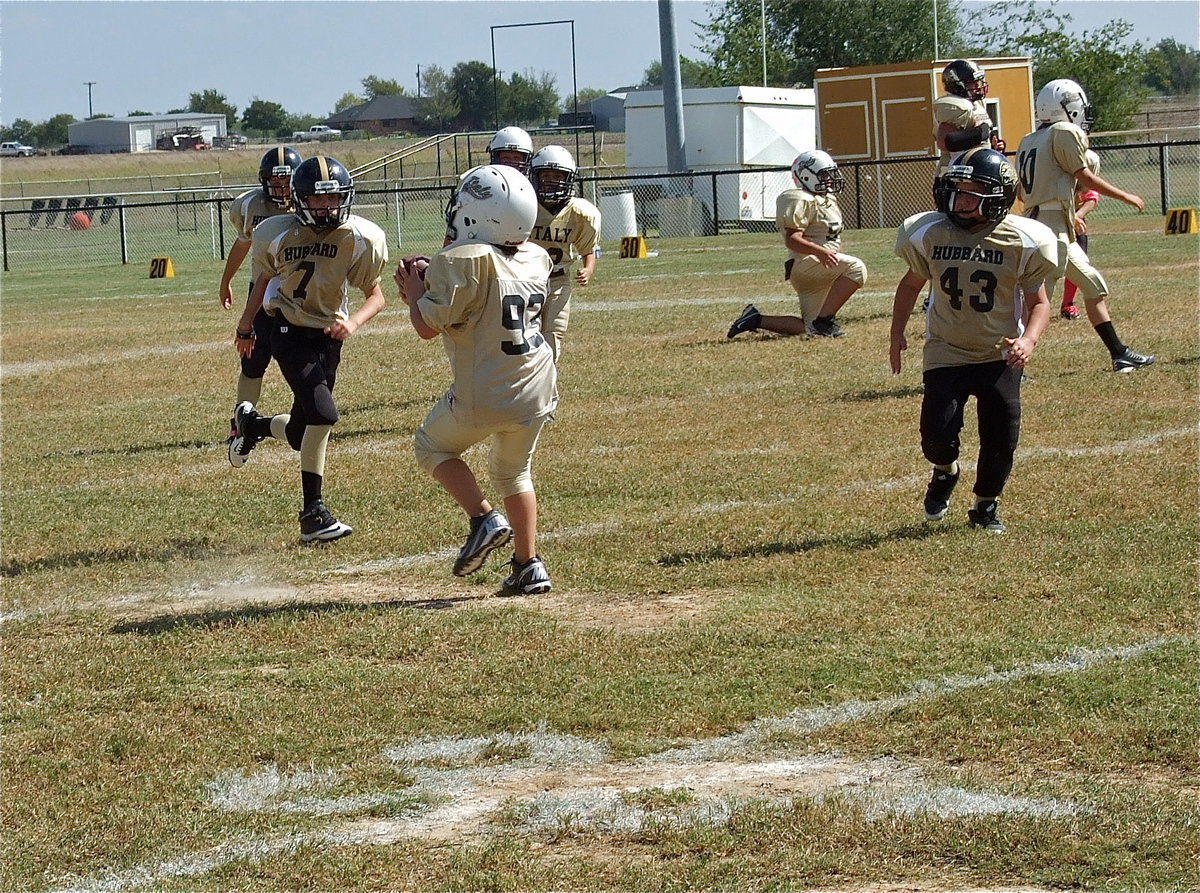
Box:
(488, 126, 534, 174)
(529, 145, 578, 211)
(1036, 79, 1094, 131)
(446, 164, 538, 246)
(790, 149, 845, 195)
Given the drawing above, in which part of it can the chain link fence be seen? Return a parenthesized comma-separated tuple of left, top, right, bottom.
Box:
(3, 140, 1196, 273)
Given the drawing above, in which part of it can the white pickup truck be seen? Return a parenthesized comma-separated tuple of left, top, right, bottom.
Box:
(291, 125, 342, 141)
(0, 141, 37, 157)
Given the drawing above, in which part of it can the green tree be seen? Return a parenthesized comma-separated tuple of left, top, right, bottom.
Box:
(450, 60, 498, 130)
(242, 98, 289, 138)
(977, 1, 1147, 131)
(333, 92, 365, 113)
(1144, 38, 1200, 96)
(28, 113, 75, 147)
(566, 86, 609, 112)
(0, 118, 35, 142)
(127, 110, 154, 116)
(361, 75, 407, 99)
(700, 0, 961, 87)
(498, 69, 559, 126)
(639, 56, 723, 88)
(188, 89, 239, 130)
(416, 64, 459, 132)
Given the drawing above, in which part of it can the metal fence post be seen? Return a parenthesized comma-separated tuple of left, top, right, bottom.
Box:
(710, 172, 718, 235)
(1159, 143, 1169, 216)
(119, 201, 128, 265)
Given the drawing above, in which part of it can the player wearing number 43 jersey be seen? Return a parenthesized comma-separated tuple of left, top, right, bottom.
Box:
(891, 148, 1057, 534)
(395, 164, 557, 595)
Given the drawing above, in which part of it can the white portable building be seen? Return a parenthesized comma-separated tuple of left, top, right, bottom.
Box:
(623, 86, 816, 231)
(66, 114, 227, 154)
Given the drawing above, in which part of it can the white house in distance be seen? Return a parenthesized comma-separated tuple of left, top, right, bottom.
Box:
(66, 113, 228, 154)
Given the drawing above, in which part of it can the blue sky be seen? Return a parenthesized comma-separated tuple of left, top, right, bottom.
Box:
(1, 0, 1196, 125)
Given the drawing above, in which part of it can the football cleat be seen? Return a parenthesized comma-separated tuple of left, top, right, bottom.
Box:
(923, 467, 960, 521)
(727, 304, 762, 338)
(502, 555, 552, 595)
(1112, 348, 1155, 373)
(1060, 304, 1080, 320)
(228, 401, 264, 468)
(452, 510, 513, 576)
(298, 501, 353, 544)
(808, 316, 846, 338)
(967, 500, 1006, 534)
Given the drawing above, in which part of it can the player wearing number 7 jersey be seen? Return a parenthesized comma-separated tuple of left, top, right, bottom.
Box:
(890, 148, 1057, 534)
(395, 164, 557, 594)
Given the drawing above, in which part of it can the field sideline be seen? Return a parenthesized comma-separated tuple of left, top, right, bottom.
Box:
(2, 218, 1197, 892)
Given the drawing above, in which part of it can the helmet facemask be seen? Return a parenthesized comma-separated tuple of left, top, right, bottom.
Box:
(265, 167, 294, 208)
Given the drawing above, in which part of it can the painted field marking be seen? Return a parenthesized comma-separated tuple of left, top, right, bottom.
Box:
(47, 635, 1186, 893)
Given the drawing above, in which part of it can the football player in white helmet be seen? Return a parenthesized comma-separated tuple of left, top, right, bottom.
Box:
(727, 149, 867, 340)
(395, 164, 557, 595)
(528, 145, 601, 362)
(933, 60, 995, 174)
(218, 146, 302, 447)
(488, 126, 534, 175)
(1017, 80, 1154, 373)
(1035, 78, 1094, 131)
(890, 147, 1057, 534)
(230, 156, 389, 543)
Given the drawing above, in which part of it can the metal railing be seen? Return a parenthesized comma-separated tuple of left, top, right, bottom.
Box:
(2, 140, 1196, 273)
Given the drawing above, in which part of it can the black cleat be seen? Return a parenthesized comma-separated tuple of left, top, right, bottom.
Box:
(923, 467, 960, 522)
(727, 304, 762, 338)
(967, 500, 1006, 534)
(298, 501, 353, 544)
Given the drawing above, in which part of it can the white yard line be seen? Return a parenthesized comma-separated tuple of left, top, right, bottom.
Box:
(46, 636, 1183, 893)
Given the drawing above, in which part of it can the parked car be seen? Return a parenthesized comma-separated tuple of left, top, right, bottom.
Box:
(291, 124, 342, 141)
(0, 141, 37, 157)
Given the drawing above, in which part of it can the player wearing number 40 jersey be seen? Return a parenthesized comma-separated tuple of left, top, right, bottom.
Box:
(1016, 78, 1154, 373)
(890, 148, 1057, 534)
(395, 163, 557, 595)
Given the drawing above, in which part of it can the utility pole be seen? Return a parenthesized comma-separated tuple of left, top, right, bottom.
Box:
(84, 81, 97, 118)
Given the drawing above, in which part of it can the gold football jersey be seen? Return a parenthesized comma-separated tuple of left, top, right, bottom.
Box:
(229, 188, 292, 279)
(531, 198, 601, 279)
(1016, 122, 1089, 237)
(776, 188, 844, 253)
(933, 95, 991, 170)
(250, 214, 388, 329)
(418, 241, 557, 427)
(895, 211, 1059, 370)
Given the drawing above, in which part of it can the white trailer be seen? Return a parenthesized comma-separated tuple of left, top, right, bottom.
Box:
(623, 86, 816, 233)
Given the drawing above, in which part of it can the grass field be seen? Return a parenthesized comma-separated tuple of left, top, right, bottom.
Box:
(2, 215, 1197, 892)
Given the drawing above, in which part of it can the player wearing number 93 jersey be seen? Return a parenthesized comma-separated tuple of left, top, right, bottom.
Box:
(396, 163, 557, 594)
